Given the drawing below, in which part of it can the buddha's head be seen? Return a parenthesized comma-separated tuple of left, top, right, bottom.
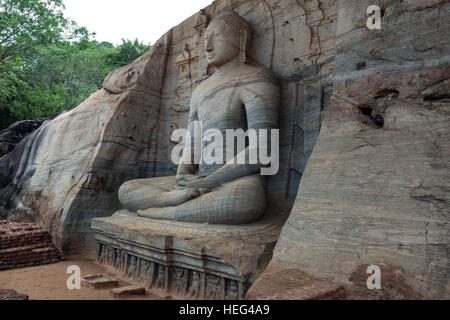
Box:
(204, 10, 251, 68)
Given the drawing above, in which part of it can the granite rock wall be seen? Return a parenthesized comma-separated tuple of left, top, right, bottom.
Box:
(160, 0, 338, 211)
(0, 34, 171, 254)
(0, 0, 448, 299)
(1, 0, 338, 255)
(0, 114, 59, 159)
(263, 0, 450, 299)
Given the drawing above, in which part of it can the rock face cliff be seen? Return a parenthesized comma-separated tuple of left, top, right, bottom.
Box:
(254, 0, 450, 299)
(0, 36, 171, 253)
(0, 0, 448, 298)
(1, 0, 337, 254)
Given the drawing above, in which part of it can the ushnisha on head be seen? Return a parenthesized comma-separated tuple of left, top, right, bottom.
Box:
(204, 10, 252, 67)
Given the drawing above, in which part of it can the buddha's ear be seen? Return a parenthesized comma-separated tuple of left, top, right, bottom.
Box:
(240, 31, 247, 64)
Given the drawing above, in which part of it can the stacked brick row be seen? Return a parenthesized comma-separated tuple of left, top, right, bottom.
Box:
(0, 221, 60, 270)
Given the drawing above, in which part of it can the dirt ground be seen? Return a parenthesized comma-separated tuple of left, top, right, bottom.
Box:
(0, 260, 164, 300)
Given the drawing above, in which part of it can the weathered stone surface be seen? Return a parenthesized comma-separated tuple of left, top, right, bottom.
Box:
(1, 0, 337, 256)
(0, 0, 448, 300)
(81, 274, 119, 289)
(92, 210, 285, 299)
(0, 113, 61, 221)
(0, 115, 58, 158)
(247, 266, 345, 300)
(111, 285, 146, 297)
(261, 0, 450, 299)
(0, 34, 172, 255)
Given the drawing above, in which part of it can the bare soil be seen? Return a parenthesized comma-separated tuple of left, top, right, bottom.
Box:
(0, 260, 164, 300)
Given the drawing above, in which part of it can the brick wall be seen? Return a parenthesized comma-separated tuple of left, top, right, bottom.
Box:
(0, 221, 60, 270)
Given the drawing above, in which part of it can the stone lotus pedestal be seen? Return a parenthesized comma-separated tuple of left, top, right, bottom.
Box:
(91, 210, 286, 300)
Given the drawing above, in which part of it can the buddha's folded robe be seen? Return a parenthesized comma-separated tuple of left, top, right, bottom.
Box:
(118, 11, 280, 225)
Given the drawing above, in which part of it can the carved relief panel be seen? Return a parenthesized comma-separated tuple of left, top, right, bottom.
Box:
(97, 243, 248, 300)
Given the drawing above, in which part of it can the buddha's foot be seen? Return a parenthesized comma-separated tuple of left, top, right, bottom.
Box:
(161, 187, 210, 207)
(137, 207, 177, 220)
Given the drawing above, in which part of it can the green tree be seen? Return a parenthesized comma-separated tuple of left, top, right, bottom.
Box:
(5, 41, 112, 119)
(2, 39, 150, 121)
(0, 0, 150, 128)
(106, 39, 150, 69)
(0, 0, 88, 73)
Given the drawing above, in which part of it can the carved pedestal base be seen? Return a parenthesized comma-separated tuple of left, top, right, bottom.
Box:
(91, 210, 286, 300)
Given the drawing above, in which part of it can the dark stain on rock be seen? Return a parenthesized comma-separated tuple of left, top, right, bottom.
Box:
(357, 88, 401, 128)
(423, 93, 450, 101)
(358, 104, 384, 128)
(356, 62, 366, 70)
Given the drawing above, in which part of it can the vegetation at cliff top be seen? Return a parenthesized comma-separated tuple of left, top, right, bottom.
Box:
(0, 0, 150, 130)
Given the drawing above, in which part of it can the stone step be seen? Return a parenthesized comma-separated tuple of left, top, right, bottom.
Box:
(111, 285, 146, 297)
(0, 232, 53, 250)
(247, 267, 345, 300)
(82, 274, 119, 289)
(0, 221, 60, 271)
(0, 247, 59, 265)
(0, 243, 56, 254)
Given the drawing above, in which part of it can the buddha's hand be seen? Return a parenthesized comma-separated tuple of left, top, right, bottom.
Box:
(160, 187, 211, 207)
(176, 173, 197, 184)
(177, 175, 215, 189)
(177, 187, 211, 198)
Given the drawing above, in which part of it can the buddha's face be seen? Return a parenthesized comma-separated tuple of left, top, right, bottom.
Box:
(204, 20, 241, 68)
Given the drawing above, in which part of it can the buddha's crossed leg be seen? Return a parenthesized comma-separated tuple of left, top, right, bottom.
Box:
(123, 174, 266, 225)
(118, 176, 208, 211)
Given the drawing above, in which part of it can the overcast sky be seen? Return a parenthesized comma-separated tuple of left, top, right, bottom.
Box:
(63, 0, 213, 45)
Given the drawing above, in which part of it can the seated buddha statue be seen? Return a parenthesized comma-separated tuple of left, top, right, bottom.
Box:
(118, 10, 280, 225)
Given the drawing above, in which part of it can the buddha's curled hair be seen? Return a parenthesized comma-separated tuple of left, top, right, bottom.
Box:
(210, 10, 252, 63)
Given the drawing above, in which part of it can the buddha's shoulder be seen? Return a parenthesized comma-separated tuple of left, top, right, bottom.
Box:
(192, 65, 277, 98)
(237, 64, 278, 87)
(238, 64, 276, 79)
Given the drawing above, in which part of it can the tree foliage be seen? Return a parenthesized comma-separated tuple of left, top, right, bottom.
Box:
(105, 39, 150, 70)
(3, 40, 149, 120)
(0, 0, 150, 128)
(0, 0, 88, 71)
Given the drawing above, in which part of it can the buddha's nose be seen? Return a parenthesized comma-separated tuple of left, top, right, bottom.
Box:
(205, 38, 213, 52)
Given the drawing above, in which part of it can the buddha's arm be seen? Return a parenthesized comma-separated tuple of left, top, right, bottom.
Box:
(176, 97, 199, 181)
(180, 78, 280, 189)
